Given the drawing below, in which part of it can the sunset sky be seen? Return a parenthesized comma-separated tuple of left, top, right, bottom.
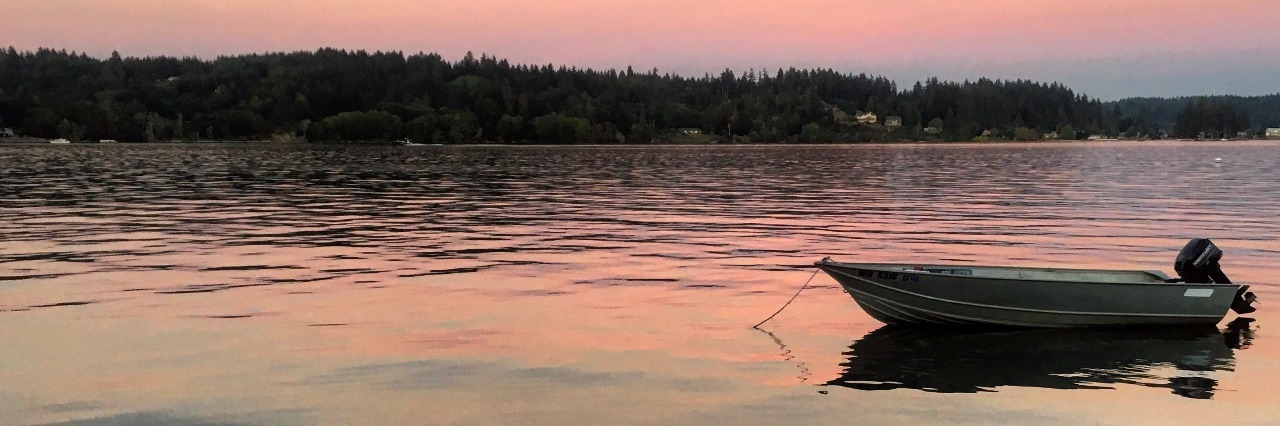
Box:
(4, 0, 1279, 100)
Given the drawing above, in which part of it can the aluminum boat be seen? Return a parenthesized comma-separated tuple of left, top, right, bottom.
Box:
(816, 238, 1257, 327)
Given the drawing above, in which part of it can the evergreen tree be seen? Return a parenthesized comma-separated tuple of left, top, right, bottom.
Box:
(0, 46, 1206, 144)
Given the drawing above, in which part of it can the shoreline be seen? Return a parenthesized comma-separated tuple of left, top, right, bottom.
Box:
(4, 138, 1278, 147)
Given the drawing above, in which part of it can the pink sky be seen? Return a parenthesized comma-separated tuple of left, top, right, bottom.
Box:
(4, 0, 1280, 98)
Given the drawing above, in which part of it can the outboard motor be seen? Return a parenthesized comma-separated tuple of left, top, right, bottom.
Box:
(1173, 238, 1257, 314)
(1174, 238, 1229, 284)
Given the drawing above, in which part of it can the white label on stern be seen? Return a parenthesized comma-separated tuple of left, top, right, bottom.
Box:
(1183, 289, 1214, 298)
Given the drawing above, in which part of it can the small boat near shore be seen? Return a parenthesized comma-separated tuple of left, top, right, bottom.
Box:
(816, 238, 1257, 328)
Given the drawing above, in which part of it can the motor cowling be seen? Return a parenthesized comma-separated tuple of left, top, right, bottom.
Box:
(1174, 238, 1231, 284)
(1174, 238, 1256, 314)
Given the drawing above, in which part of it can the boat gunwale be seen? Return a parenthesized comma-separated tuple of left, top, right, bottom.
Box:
(816, 260, 1240, 288)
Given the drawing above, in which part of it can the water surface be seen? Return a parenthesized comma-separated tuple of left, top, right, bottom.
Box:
(2, 141, 1279, 424)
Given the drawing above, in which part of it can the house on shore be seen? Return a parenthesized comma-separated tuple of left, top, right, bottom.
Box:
(1267, 128, 1280, 139)
(884, 116, 903, 128)
(0, 128, 14, 138)
(855, 112, 877, 125)
(823, 102, 852, 124)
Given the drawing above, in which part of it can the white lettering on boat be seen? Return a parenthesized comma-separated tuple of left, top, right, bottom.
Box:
(1183, 289, 1214, 298)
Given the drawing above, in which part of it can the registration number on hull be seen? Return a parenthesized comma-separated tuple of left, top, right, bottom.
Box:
(858, 269, 920, 283)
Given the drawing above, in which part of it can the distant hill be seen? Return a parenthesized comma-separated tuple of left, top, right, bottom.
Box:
(1, 46, 1271, 143)
(1109, 94, 1280, 131)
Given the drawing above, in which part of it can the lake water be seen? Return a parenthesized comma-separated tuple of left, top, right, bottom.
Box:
(2, 141, 1279, 425)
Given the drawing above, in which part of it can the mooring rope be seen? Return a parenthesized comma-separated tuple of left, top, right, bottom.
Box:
(755, 327, 812, 383)
(753, 259, 826, 329)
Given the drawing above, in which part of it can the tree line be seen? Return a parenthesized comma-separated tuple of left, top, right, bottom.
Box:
(1109, 94, 1279, 139)
(0, 47, 1273, 143)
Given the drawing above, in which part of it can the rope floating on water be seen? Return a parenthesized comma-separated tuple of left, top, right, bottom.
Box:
(755, 327, 812, 383)
(753, 259, 826, 328)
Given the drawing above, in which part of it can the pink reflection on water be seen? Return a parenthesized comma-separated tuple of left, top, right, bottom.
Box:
(2, 142, 1280, 423)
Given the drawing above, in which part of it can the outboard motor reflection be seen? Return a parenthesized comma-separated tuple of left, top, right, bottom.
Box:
(1174, 238, 1257, 314)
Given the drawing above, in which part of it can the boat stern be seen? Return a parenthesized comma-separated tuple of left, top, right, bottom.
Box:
(1231, 285, 1258, 314)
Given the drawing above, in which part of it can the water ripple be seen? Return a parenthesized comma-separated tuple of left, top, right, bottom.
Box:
(1, 141, 1278, 314)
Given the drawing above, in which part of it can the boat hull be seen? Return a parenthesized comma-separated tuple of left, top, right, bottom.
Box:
(817, 261, 1241, 328)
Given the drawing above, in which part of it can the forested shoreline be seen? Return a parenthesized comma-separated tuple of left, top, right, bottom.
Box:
(1, 47, 1276, 144)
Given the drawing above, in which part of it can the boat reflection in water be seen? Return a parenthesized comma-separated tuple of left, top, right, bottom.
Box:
(824, 318, 1255, 399)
